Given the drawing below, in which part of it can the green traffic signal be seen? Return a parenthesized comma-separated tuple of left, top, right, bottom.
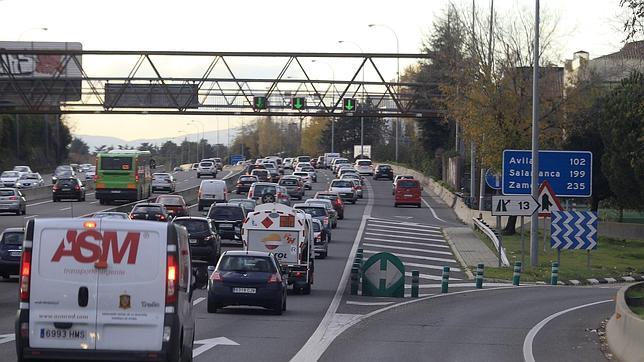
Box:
(343, 98, 355, 111)
(253, 96, 267, 109)
(292, 97, 305, 110)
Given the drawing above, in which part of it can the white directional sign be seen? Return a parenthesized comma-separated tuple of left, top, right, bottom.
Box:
(193, 337, 239, 357)
(364, 260, 403, 289)
(491, 195, 540, 216)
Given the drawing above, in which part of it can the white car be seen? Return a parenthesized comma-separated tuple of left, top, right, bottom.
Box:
(197, 160, 217, 178)
(354, 159, 374, 176)
(84, 166, 96, 180)
(283, 158, 294, 170)
(152, 172, 176, 193)
(15, 173, 45, 189)
(292, 171, 312, 190)
(331, 158, 350, 173)
(1, 170, 20, 187)
(15, 218, 195, 361)
(329, 179, 357, 204)
(12, 165, 33, 178)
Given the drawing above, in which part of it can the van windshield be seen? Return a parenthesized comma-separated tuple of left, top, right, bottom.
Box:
(218, 256, 274, 273)
(1, 232, 24, 245)
(398, 180, 419, 188)
(209, 206, 244, 221)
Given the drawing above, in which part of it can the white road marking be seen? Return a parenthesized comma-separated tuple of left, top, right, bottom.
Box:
(421, 197, 447, 223)
(366, 223, 442, 234)
(365, 232, 446, 242)
(59, 207, 71, 211)
(404, 271, 462, 281)
(193, 337, 239, 357)
(404, 261, 461, 272)
(362, 243, 454, 256)
(522, 299, 612, 362)
(192, 297, 205, 306)
(24, 215, 39, 219)
(363, 237, 449, 248)
(0, 333, 15, 345)
(362, 249, 457, 264)
(368, 219, 441, 230)
(291, 179, 374, 362)
(411, 282, 511, 289)
(26, 200, 51, 207)
(367, 227, 443, 237)
(345, 300, 395, 306)
(89, 200, 100, 204)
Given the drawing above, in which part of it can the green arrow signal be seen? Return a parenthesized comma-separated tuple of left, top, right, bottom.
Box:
(344, 99, 354, 111)
(255, 97, 265, 108)
(294, 98, 303, 109)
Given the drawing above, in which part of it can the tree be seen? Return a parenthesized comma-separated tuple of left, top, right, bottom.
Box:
(620, 0, 644, 41)
(69, 138, 90, 155)
(598, 71, 644, 210)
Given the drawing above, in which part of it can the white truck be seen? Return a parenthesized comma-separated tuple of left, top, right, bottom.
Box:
(242, 202, 314, 294)
(323, 153, 340, 169)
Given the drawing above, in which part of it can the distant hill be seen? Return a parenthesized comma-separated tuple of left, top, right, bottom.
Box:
(76, 128, 239, 151)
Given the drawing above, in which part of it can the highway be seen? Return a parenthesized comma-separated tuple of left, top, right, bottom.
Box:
(0, 169, 619, 361)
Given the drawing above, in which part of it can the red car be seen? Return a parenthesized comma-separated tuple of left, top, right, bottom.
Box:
(394, 179, 422, 208)
(155, 195, 189, 217)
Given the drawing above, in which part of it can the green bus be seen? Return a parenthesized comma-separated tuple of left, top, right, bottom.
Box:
(94, 150, 153, 204)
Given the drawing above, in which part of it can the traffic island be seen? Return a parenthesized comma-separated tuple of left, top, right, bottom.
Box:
(607, 282, 644, 362)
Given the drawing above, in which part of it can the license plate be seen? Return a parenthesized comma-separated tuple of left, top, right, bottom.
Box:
(404, 194, 413, 197)
(189, 239, 198, 244)
(233, 287, 256, 294)
(62, 188, 71, 191)
(10, 251, 21, 257)
(0, 205, 7, 209)
(219, 224, 233, 229)
(40, 328, 87, 339)
(111, 190, 121, 193)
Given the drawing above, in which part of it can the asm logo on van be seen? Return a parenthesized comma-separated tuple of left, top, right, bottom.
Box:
(51, 230, 141, 264)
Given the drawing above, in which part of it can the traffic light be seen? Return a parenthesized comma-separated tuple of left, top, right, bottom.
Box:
(343, 98, 356, 111)
(292, 97, 306, 110)
(253, 96, 267, 110)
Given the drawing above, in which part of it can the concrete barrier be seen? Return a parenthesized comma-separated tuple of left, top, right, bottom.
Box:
(607, 282, 644, 362)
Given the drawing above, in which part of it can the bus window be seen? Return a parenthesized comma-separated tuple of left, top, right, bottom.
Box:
(101, 157, 133, 171)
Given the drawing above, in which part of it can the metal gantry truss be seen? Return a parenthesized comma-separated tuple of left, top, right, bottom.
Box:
(0, 50, 438, 118)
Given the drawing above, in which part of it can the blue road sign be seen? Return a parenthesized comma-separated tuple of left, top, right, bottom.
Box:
(230, 154, 245, 165)
(550, 211, 598, 250)
(485, 168, 501, 190)
(502, 150, 592, 197)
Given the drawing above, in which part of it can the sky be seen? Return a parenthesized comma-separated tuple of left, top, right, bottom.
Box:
(0, 0, 632, 141)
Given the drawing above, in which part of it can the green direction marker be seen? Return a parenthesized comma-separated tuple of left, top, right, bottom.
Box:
(293, 97, 304, 110)
(343, 98, 355, 111)
(254, 96, 266, 109)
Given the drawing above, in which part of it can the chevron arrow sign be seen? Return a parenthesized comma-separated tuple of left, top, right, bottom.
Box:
(550, 211, 598, 250)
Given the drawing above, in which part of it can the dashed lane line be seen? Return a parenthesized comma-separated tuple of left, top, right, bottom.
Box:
(365, 232, 447, 242)
(363, 237, 450, 249)
(421, 197, 447, 223)
(192, 297, 206, 306)
(362, 243, 454, 256)
(362, 249, 457, 264)
(346, 301, 395, 306)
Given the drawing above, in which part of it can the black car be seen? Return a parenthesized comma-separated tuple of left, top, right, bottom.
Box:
(129, 202, 170, 222)
(0, 227, 23, 279)
(207, 203, 246, 242)
(236, 175, 258, 194)
(314, 191, 345, 219)
(374, 164, 394, 180)
(173, 217, 222, 265)
(207, 250, 287, 315)
(52, 177, 86, 202)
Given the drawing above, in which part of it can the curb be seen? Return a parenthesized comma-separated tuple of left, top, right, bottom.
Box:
(442, 229, 474, 280)
(560, 275, 644, 286)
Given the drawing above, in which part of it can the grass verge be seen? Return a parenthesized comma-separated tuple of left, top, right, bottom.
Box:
(473, 227, 644, 283)
(626, 285, 644, 319)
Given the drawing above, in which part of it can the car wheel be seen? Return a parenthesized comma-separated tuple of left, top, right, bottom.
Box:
(331, 223, 336, 229)
(207, 296, 218, 313)
(282, 293, 287, 311)
(339, 214, 344, 220)
(272, 297, 284, 315)
(394, 203, 398, 207)
(351, 200, 356, 204)
(15, 209, 21, 216)
(52, 197, 57, 202)
(320, 251, 327, 259)
(417, 203, 422, 208)
(197, 174, 201, 178)
(198, 205, 203, 211)
(99, 199, 105, 205)
(302, 282, 311, 295)
(22, 207, 26, 215)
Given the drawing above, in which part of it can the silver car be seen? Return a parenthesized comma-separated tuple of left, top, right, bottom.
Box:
(278, 176, 305, 200)
(0, 188, 26, 215)
(15, 173, 45, 189)
(0, 171, 20, 187)
(152, 172, 176, 192)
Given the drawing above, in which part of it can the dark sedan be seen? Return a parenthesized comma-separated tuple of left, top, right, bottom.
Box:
(52, 177, 86, 202)
(235, 175, 258, 194)
(0, 227, 24, 279)
(173, 217, 221, 265)
(207, 203, 246, 243)
(129, 203, 170, 222)
(207, 250, 287, 315)
(374, 164, 394, 180)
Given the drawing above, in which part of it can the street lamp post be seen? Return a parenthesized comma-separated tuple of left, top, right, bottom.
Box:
(338, 40, 366, 158)
(188, 120, 205, 160)
(311, 59, 336, 153)
(368, 24, 400, 162)
(186, 122, 200, 163)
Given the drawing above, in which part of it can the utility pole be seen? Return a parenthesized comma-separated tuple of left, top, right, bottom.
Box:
(470, 0, 477, 207)
(530, 0, 541, 266)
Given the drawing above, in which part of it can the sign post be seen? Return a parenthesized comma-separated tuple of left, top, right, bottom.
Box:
(361, 252, 405, 298)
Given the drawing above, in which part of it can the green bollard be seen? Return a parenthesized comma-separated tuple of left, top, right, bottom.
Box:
(513, 261, 522, 286)
(357, 248, 363, 255)
(441, 266, 450, 293)
(551, 262, 559, 286)
(476, 263, 484, 289)
(411, 270, 419, 298)
(350, 267, 359, 295)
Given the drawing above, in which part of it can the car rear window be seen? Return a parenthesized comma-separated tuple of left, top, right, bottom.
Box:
(101, 157, 132, 171)
(56, 179, 78, 187)
(293, 172, 308, 178)
(240, 176, 257, 182)
(218, 256, 275, 273)
(1, 232, 24, 245)
(174, 219, 210, 233)
(209, 206, 244, 220)
(296, 207, 326, 217)
(0, 190, 16, 196)
(252, 170, 269, 176)
(398, 180, 420, 188)
(1, 171, 18, 177)
(312, 222, 321, 232)
(357, 160, 372, 166)
(200, 162, 214, 167)
(252, 184, 276, 195)
(132, 206, 162, 213)
(156, 196, 184, 205)
(280, 179, 298, 186)
(331, 180, 353, 188)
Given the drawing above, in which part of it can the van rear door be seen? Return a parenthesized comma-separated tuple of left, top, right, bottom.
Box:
(95, 220, 167, 351)
(29, 219, 100, 350)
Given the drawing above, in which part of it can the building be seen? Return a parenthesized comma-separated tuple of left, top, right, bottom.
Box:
(565, 40, 644, 87)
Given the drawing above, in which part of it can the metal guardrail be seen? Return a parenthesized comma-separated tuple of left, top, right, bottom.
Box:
(473, 217, 510, 267)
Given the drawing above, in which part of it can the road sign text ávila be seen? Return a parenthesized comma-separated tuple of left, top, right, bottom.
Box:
(502, 150, 592, 197)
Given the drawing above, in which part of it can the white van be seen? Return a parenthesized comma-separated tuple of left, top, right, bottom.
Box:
(198, 179, 228, 211)
(15, 218, 195, 361)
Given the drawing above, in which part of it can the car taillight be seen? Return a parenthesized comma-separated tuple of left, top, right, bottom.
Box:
(198, 191, 202, 199)
(20, 249, 32, 302)
(74, 185, 80, 191)
(158, 215, 166, 221)
(136, 174, 140, 182)
(248, 190, 254, 198)
(323, 217, 329, 226)
(210, 271, 223, 281)
(268, 273, 282, 283)
(166, 254, 177, 304)
(52, 185, 59, 191)
(8, 196, 17, 200)
(93, 174, 97, 181)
